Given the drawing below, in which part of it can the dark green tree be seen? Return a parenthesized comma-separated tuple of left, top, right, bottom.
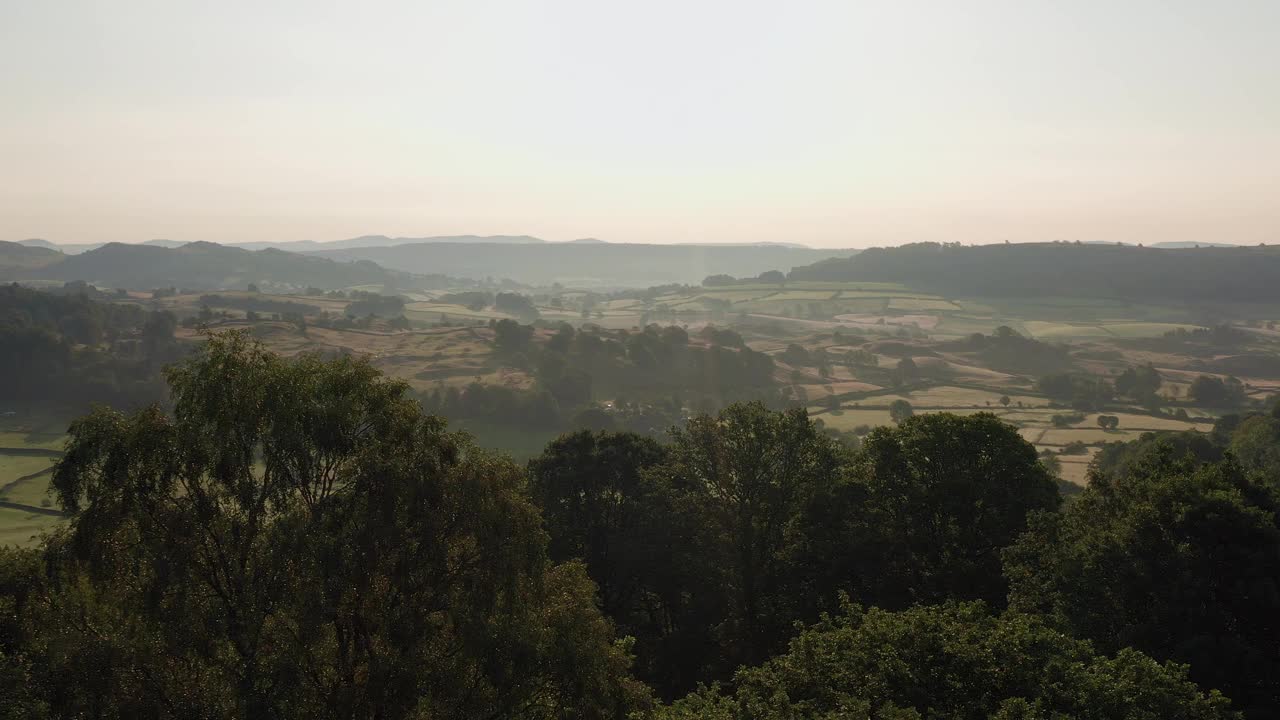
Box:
(1005, 448, 1280, 718)
(851, 413, 1059, 608)
(657, 602, 1237, 720)
(888, 398, 914, 423)
(14, 332, 647, 719)
(657, 403, 845, 667)
(528, 431, 670, 620)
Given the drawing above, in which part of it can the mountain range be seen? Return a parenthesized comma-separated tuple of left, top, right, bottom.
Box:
(10, 238, 855, 288)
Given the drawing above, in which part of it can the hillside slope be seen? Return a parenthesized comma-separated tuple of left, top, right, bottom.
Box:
(789, 242, 1280, 302)
(310, 242, 858, 286)
(11, 241, 408, 291)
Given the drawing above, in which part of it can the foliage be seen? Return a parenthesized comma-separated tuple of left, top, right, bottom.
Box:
(845, 413, 1059, 608)
(1005, 448, 1280, 718)
(1037, 372, 1113, 410)
(1115, 364, 1162, 402)
(6, 332, 648, 719)
(659, 602, 1236, 720)
(495, 291, 539, 320)
(0, 283, 177, 412)
(657, 403, 846, 669)
(1189, 374, 1247, 407)
(343, 292, 405, 317)
(888, 399, 913, 423)
(788, 239, 1280, 303)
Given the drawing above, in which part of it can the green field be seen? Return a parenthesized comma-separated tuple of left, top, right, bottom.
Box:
(0, 456, 57, 506)
(0, 506, 62, 547)
(0, 473, 54, 507)
(0, 432, 66, 451)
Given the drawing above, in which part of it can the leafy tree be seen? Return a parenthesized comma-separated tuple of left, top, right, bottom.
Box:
(1190, 374, 1246, 407)
(1005, 449, 1280, 718)
(1115, 364, 1162, 401)
(779, 343, 811, 367)
(999, 394, 1011, 407)
(895, 356, 919, 382)
(1039, 449, 1062, 478)
(848, 413, 1059, 608)
(495, 291, 540, 320)
(756, 270, 785, 284)
(888, 398, 913, 423)
(529, 431, 691, 692)
(16, 332, 648, 719)
(1091, 430, 1222, 480)
(702, 274, 737, 286)
(658, 602, 1236, 720)
(492, 317, 533, 352)
(529, 431, 670, 620)
(657, 403, 845, 668)
(1229, 415, 1280, 484)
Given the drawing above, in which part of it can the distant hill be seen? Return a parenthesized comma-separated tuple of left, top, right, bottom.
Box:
(1149, 241, 1240, 249)
(18, 239, 104, 254)
(8, 241, 418, 292)
(0, 241, 64, 271)
(788, 241, 1280, 302)
(308, 242, 858, 287)
(16, 238, 60, 250)
(230, 235, 548, 251)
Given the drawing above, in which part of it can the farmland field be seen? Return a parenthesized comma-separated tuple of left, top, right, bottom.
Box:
(0, 506, 62, 548)
(1038, 428, 1143, 445)
(0, 472, 54, 507)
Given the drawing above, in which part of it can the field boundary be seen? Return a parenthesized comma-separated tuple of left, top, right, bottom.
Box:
(0, 447, 63, 457)
(0, 500, 66, 518)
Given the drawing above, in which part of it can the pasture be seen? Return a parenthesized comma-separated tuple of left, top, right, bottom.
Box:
(0, 430, 66, 547)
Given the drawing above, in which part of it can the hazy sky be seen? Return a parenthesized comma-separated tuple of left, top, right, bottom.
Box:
(2, 0, 1277, 248)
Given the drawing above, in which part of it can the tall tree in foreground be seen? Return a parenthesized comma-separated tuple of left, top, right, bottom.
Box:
(657, 403, 846, 669)
(658, 602, 1237, 720)
(848, 412, 1059, 609)
(1005, 448, 1280, 719)
(14, 332, 647, 719)
(528, 431, 693, 693)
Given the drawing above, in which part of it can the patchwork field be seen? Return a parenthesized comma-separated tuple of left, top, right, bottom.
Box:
(0, 506, 62, 548)
(0, 427, 67, 546)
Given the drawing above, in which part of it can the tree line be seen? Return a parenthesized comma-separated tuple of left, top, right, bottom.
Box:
(0, 283, 181, 413)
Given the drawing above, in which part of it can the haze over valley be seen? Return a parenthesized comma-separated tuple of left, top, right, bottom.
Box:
(3, 2, 1279, 718)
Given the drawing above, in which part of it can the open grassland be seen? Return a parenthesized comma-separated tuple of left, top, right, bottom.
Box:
(901, 386, 1043, 408)
(1055, 448, 1100, 487)
(0, 506, 63, 548)
(0, 432, 66, 451)
(888, 298, 961, 312)
(0, 456, 56, 489)
(1022, 321, 1203, 340)
(0, 473, 54, 507)
(404, 302, 514, 321)
(1037, 427, 1144, 445)
(810, 409, 894, 431)
(0, 430, 67, 545)
(1070, 412, 1214, 432)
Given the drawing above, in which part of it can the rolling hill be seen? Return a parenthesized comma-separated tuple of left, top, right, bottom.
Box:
(7, 242, 418, 292)
(788, 242, 1280, 302)
(307, 242, 858, 287)
(0, 241, 64, 271)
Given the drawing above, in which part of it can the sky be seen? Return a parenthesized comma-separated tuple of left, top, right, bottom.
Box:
(1, 0, 1277, 249)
